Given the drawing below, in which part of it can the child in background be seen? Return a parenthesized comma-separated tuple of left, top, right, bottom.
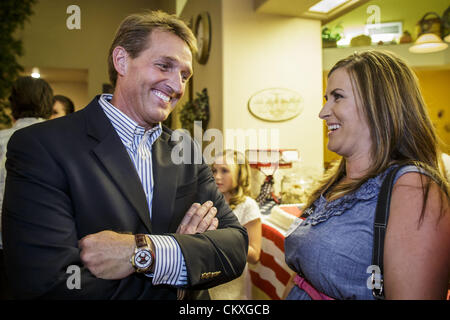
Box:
(208, 150, 262, 300)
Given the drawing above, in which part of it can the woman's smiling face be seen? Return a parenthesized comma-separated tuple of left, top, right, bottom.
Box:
(319, 67, 372, 161)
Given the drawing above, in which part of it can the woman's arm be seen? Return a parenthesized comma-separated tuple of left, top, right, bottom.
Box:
(244, 218, 262, 264)
(384, 172, 450, 299)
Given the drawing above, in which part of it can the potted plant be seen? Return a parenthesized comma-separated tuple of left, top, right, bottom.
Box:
(179, 88, 210, 137)
(0, 0, 37, 128)
(322, 24, 343, 48)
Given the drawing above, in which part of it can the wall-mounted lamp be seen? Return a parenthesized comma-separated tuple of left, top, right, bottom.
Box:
(31, 67, 40, 78)
(409, 7, 450, 53)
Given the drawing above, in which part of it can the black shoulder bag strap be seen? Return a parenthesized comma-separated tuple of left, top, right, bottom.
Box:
(371, 164, 410, 299)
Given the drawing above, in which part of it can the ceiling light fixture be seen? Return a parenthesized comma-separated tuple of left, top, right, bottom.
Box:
(309, 0, 349, 14)
(31, 67, 40, 78)
(409, 33, 448, 53)
(409, 8, 450, 54)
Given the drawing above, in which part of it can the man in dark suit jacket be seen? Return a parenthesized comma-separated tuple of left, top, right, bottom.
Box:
(1, 11, 248, 299)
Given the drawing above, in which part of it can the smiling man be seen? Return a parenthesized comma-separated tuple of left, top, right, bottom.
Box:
(2, 11, 248, 300)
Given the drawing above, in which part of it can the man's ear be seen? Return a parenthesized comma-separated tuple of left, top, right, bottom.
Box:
(112, 46, 129, 77)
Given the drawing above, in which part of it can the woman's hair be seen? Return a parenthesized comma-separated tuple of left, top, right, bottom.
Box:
(108, 10, 197, 88)
(9, 76, 54, 120)
(215, 150, 252, 210)
(306, 50, 449, 222)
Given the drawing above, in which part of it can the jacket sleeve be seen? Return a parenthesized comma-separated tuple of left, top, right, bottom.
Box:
(171, 161, 249, 290)
(2, 128, 122, 299)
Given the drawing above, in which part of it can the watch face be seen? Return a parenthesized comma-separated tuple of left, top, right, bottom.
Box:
(134, 250, 153, 269)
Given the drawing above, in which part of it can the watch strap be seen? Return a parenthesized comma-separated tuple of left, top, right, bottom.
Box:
(135, 234, 148, 249)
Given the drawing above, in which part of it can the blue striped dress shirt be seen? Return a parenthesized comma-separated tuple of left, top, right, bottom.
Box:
(99, 94, 187, 287)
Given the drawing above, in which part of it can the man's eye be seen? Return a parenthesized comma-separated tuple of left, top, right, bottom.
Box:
(157, 63, 169, 71)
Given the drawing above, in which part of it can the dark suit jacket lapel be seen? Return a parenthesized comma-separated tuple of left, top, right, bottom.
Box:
(151, 130, 179, 234)
(83, 97, 152, 233)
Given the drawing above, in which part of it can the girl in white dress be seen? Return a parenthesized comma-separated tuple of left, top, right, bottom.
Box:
(208, 150, 262, 300)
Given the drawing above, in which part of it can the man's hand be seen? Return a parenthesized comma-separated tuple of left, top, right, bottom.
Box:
(176, 201, 219, 234)
(79, 230, 135, 280)
(79, 202, 219, 279)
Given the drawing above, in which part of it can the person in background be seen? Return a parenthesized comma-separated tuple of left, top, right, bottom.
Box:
(50, 95, 75, 119)
(284, 50, 450, 300)
(0, 76, 53, 299)
(208, 150, 262, 300)
(2, 11, 247, 300)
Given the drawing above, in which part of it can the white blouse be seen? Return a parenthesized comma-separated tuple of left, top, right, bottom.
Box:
(209, 196, 261, 300)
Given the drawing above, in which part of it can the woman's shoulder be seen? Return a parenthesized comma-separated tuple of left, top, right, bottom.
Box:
(390, 164, 448, 220)
(235, 196, 259, 212)
(391, 164, 431, 184)
(243, 196, 258, 207)
(234, 196, 261, 222)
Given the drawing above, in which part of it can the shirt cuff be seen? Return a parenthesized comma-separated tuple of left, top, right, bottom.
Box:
(146, 235, 188, 287)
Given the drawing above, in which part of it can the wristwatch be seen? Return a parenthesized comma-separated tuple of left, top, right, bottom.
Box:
(130, 234, 155, 273)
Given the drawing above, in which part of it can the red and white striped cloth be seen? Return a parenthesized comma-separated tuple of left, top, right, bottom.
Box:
(249, 218, 296, 300)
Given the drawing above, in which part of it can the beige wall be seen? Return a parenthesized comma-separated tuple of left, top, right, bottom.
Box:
(415, 69, 450, 154)
(222, 0, 324, 170)
(49, 81, 89, 111)
(177, 0, 223, 134)
(177, 0, 324, 195)
(20, 0, 324, 170)
(178, 0, 323, 169)
(18, 0, 162, 107)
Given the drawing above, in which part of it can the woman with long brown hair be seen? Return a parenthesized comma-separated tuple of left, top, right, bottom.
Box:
(284, 50, 450, 300)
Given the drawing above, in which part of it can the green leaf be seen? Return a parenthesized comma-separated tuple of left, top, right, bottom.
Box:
(0, 0, 37, 126)
(179, 88, 210, 136)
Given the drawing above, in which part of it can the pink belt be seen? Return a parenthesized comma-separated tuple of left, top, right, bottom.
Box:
(293, 274, 334, 300)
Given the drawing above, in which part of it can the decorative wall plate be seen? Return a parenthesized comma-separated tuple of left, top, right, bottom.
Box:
(248, 88, 303, 122)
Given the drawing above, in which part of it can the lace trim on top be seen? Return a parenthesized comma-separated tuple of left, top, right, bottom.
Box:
(307, 168, 394, 226)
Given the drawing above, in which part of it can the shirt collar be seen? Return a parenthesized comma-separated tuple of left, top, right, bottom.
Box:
(99, 93, 162, 146)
